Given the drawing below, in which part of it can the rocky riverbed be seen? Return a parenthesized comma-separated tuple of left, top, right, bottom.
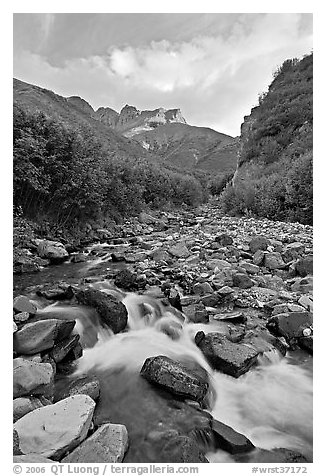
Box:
(13, 204, 313, 463)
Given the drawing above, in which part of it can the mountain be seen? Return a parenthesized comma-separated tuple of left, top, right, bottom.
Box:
(222, 53, 313, 224)
(94, 103, 238, 174)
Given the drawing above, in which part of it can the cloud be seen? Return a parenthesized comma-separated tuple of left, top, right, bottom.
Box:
(13, 13, 312, 136)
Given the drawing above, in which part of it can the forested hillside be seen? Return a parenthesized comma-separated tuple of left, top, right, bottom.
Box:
(13, 105, 206, 231)
(221, 53, 313, 224)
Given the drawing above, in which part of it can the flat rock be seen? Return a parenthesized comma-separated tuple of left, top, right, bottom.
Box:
(62, 423, 128, 463)
(212, 419, 255, 454)
(140, 355, 208, 404)
(14, 319, 75, 355)
(13, 395, 95, 460)
(197, 333, 258, 378)
(75, 288, 128, 334)
(13, 358, 54, 398)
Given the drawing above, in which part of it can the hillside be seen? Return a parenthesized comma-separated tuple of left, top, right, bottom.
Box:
(221, 53, 313, 225)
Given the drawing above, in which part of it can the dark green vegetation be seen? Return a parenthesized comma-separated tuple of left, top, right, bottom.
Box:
(13, 104, 206, 231)
(221, 54, 313, 225)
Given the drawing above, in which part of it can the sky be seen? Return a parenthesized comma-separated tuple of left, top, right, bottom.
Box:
(13, 13, 313, 136)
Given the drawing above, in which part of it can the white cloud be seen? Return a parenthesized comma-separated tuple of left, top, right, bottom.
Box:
(13, 13, 312, 136)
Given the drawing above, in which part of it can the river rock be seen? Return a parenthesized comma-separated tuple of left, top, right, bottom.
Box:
(75, 288, 128, 333)
(13, 396, 50, 422)
(13, 358, 54, 398)
(295, 256, 313, 276)
(197, 333, 258, 378)
(62, 423, 128, 463)
(56, 376, 100, 402)
(13, 319, 75, 355)
(37, 240, 68, 264)
(140, 355, 208, 403)
(168, 243, 190, 258)
(13, 295, 37, 315)
(212, 419, 255, 454)
(233, 273, 254, 289)
(264, 252, 286, 270)
(13, 395, 95, 460)
(267, 312, 313, 342)
(160, 435, 208, 463)
(249, 235, 269, 253)
(49, 334, 80, 363)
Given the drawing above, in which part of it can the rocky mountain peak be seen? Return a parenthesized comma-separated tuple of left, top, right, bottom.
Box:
(67, 96, 94, 115)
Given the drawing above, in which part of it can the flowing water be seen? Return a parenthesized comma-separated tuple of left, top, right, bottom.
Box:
(27, 273, 313, 463)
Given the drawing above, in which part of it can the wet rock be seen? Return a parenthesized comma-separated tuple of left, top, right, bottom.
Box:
(75, 288, 128, 334)
(298, 335, 313, 354)
(197, 333, 258, 378)
(14, 311, 30, 324)
(13, 296, 37, 315)
(114, 269, 138, 291)
(249, 235, 269, 253)
(140, 355, 208, 404)
(37, 286, 74, 300)
(168, 243, 190, 258)
(160, 436, 208, 463)
(264, 252, 286, 270)
(194, 331, 206, 346)
(13, 396, 50, 422)
(295, 256, 313, 276)
(49, 334, 80, 363)
(13, 395, 95, 460)
(36, 240, 69, 264)
(13, 358, 54, 398)
(55, 376, 100, 402)
(13, 319, 75, 355)
(62, 423, 128, 463)
(185, 303, 209, 323)
(215, 234, 233, 246)
(267, 312, 313, 342)
(233, 273, 254, 289)
(212, 419, 255, 454)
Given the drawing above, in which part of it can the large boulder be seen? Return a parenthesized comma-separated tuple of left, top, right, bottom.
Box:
(197, 333, 259, 378)
(37, 240, 69, 264)
(13, 319, 75, 355)
(13, 395, 95, 460)
(140, 355, 208, 404)
(75, 288, 128, 334)
(267, 312, 313, 343)
(49, 334, 80, 363)
(212, 419, 255, 454)
(62, 423, 128, 463)
(13, 359, 54, 398)
(114, 269, 139, 291)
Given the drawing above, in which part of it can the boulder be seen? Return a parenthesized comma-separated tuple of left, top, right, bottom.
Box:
(233, 273, 254, 289)
(114, 269, 138, 291)
(168, 243, 190, 259)
(13, 395, 95, 460)
(267, 312, 313, 342)
(55, 376, 100, 402)
(295, 256, 313, 276)
(140, 355, 208, 404)
(212, 419, 255, 454)
(13, 296, 37, 315)
(264, 252, 286, 270)
(13, 319, 75, 355)
(75, 288, 128, 334)
(13, 396, 50, 422)
(62, 423, 128, 463)
(159, 436, 208, 463)
(197, 333, 258, 378)
(49, 334, 80, 363)
(13, 359, 54, 398)
(37, 240, 68, 264)
(249, 236, 269, 253)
